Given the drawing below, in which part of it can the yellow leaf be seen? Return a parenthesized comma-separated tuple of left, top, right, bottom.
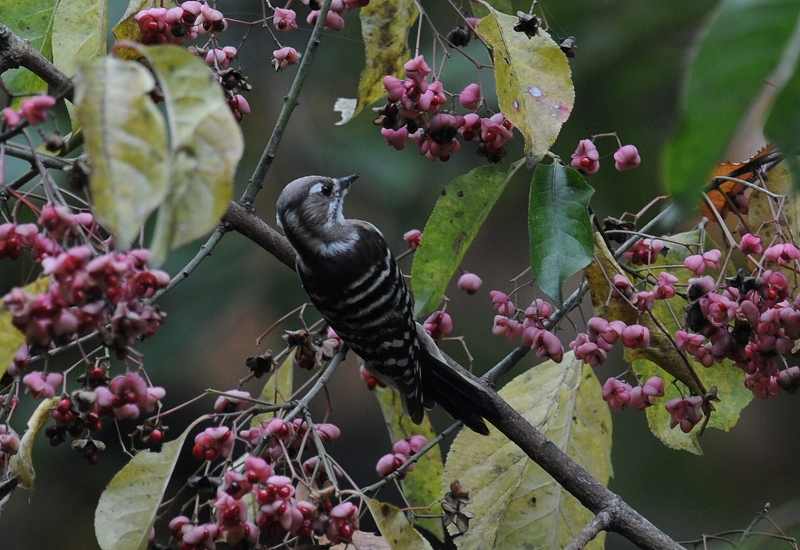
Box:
(10, 396, 58, 489)
(365, 498, 433, 550)
(354, 0, 418, 119)
(477, 6, 574, 159)
(444, 353, 611, 549)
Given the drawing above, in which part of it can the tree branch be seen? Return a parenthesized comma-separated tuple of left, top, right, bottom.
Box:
(565, 509, 613, 550)
(224, 201, 296, 269)
(0, 24, 73, 100)
(222, 204, 684, 549)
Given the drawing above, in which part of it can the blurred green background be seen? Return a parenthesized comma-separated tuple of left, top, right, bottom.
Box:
(2, 1, 799, 548)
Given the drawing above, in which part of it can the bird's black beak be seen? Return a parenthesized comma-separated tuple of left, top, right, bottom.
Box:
(335, 174, 359, 191)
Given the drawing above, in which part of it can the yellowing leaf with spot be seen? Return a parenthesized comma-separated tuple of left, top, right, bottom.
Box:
(375, 386, 443, 538)
(444, 352, 611, 549)
(0, 278, 49, 380)
(354, 0, 417, 118)
(365, 498, 433, 550)
(10, 397, 58, 489)
(94, 417, 207, 550)
(477, 5, 574, 159)
(76, 57, 169, 248)
(251, 351, 294, 427)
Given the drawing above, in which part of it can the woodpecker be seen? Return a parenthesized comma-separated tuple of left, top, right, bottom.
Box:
(276, 175, 492, 434)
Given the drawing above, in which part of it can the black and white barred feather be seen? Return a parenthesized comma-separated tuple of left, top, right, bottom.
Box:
(277, 175, 491, 434)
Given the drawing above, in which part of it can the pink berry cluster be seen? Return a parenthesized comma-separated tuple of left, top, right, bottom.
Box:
(375, 434, 428, 477)
(1, 95, 55, 128)
(238, 417, 341, 462)
(601, 376, 664, 411)
(132, 2, 252, 120)
(133, 1, 224, 45)
(0, 424, 20, 469)
(490, 292, 564, 362)
(570, 316, 650, 368)
(174, 412, 360, 547)
(623, 238, 666, 265)
(33, 369, 165, 462)
(271, 0, 370, 35)
(268, 1, 370, 71)
(592, 231, 800, 432)
(570, 138, 641, 175)
(672, 243, 800, 400)
(378, 55, 514, 162)
(3, 223, 169, 363)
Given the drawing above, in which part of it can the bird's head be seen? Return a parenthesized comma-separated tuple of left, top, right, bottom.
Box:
(276, 174, 359, 257)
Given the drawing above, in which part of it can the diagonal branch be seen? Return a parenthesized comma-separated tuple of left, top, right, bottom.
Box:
(565, 509, 613, 550)
(0, 24, 73, 99)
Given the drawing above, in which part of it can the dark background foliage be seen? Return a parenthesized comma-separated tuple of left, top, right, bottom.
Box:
(2, 1, 799, 548)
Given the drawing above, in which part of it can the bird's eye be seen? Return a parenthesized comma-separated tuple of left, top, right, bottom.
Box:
(321, 183, 334, 196)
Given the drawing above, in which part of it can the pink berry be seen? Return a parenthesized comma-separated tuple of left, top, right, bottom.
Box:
(457, 272, 482, 294)
(424, 310, 453, 339)
(380, 127, 408, 150)
(570, 139, 600, 175)
(458, 83, 481, 110)
(613, 144, 641, 171)
(403, 229, 422, 249)
(621, 324, 650, 348)
(2, 107, 21, 127)
(738, 233, 762, 255)
(602, 378, 631, 410)
(273, 8, 298, 31)
(20, 95, 55, 125)
(273, 47, 301, 69)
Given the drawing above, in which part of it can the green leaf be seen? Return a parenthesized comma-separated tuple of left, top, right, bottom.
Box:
(411, 161, 524, 315)
(365, 498, 434, 550)
(0, 278, 49, 380)
(632, 356, 751, 455)
(10, 396, 58, 489)
(529, 162, 594, 303)
(0, 0, 58, 98)
(374, 386, 443, 538)
(662, 0, 800, 208)
(125, 45, 243, 263)
(94, 417, 206, 550)
(585, 231, 753, 453)
(354, 0, 417, 119)
(251, 351, 294, 427)
(443, 352, 612, 549)
(766, 69, 800, 190)
(75, 56, 169, 248)
(476, 6, 574, 159)
(52, 0, 107, 126)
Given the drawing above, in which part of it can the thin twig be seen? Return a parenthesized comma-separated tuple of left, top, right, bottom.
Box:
(565, 509, 613, 550)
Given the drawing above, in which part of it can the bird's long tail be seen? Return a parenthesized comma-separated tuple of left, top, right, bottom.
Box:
(415, 324, 497, 435)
